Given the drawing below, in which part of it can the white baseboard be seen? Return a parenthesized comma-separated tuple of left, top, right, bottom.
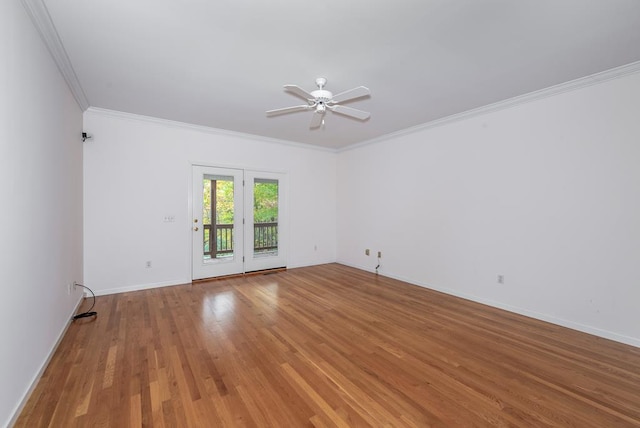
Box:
(287, 258, 337, 270)
(91, 264, 340, 296)
(7, 295, 84, 428)
(93, 278, 191, 296)
(336, 260, 378, 274)
(337, 261, 640, 349)
(91, 261, 343, 296)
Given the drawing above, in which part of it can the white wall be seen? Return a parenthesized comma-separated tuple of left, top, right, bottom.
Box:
(337, 72, 640, 347)
(83, 110, 337, 294)
(0, 1, 83, 426)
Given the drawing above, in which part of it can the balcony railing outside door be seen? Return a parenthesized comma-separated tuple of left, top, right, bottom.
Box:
(204, 222, 278, 259)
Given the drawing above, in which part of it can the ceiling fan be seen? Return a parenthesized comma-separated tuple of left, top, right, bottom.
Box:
(266, 77, 370, 129)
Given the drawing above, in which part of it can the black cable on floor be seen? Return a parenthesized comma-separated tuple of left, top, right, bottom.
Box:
(72, 283, 98, 320)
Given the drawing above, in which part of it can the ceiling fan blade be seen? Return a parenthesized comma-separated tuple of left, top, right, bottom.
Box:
(309, 111, 324, 129)
(266, 105, 311, 116)
(330, 105, 370, 120)
(330, 86, 370, 104)
(284, 85, 315, 101)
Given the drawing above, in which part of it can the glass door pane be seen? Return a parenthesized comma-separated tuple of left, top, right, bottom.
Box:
(203, 174, 235, 261)
(253, 178, 278, 257)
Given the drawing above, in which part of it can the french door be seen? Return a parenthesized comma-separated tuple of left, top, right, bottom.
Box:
(191, 165, 286, 280)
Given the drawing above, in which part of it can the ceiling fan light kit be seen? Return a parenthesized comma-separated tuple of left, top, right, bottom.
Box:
(266, 77, 371, 129)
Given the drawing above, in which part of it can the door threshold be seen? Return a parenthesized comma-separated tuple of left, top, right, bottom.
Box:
(192, 267, 287, 283)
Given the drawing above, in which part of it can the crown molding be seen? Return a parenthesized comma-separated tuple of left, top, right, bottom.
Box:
(19, 0, 640, 153)
(85, 107, 337, 153)
(340, 60, 640, 153)
(21, 0, 89, 111)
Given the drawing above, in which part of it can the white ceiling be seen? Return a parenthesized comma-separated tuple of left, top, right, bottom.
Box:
(36, 0, 640, 149)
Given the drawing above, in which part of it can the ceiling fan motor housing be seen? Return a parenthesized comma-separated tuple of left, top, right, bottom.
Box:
(311, 89, 333, 103)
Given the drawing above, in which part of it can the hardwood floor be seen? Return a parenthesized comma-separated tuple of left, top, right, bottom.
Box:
(16, 264, 640, 427)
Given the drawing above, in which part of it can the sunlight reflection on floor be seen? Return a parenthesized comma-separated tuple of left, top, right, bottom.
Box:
(202, 291, 236, 326)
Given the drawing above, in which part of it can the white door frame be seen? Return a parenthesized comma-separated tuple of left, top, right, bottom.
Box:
(189, 163, 288, 280)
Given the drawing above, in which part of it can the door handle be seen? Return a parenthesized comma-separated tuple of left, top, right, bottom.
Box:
(193, 226, 199, 231)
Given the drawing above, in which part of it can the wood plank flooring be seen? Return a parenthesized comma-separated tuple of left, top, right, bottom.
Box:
(15, 264, 640, 427)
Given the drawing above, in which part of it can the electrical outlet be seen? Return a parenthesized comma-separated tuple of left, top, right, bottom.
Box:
(377, 251, 382, 258)
(365, 249, 370, 256)
(497, 275, 504, 284)
(146, 261, 152, 268)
